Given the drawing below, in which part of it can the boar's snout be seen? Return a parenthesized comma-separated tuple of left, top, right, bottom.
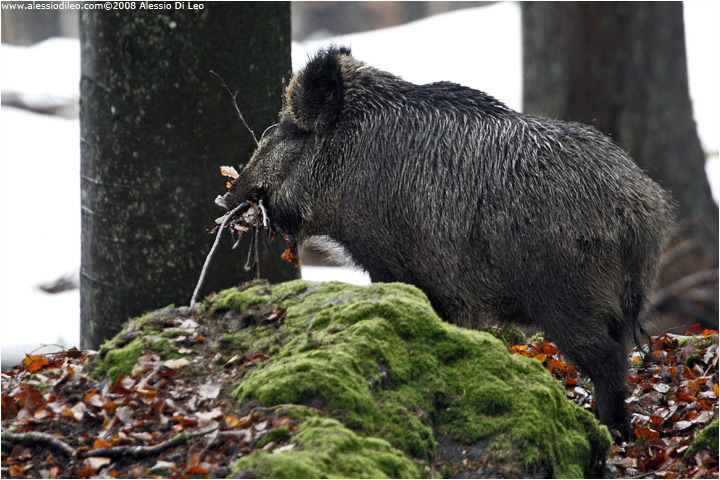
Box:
(215, 175, 264, 212)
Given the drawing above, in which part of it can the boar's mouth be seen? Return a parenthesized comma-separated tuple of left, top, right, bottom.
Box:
(215, 188, 264, 212)
(212, 193, 268, 233)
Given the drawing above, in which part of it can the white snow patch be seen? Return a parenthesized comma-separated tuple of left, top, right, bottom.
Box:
(0, 107, 80, 368)
(1, 37, 80, 116)
(301, 266, 371, 286)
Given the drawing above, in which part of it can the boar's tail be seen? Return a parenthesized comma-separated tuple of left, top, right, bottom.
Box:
(620, 227, 660, 361)
(624, 286, 654, 360)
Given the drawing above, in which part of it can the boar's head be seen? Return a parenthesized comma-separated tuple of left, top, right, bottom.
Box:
(217, 46, 405, 249)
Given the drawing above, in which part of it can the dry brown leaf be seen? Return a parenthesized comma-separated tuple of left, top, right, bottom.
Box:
(22, 354, 50, 373)
(220, 166, 239, 179)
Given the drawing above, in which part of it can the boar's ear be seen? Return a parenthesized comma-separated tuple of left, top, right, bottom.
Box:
(287, 46, 349, 132)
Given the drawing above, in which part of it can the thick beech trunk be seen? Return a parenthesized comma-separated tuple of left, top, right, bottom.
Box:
(80, 4, 295, 348)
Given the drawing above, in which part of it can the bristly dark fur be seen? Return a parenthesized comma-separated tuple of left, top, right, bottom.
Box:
(222, 47, 675, 435)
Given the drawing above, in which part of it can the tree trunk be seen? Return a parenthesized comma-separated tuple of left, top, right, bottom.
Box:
(522, 2, 718, 261)
(80, 3, 296, 349)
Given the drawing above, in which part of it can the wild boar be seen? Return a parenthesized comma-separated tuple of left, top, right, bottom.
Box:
(218, 47, 673, 434)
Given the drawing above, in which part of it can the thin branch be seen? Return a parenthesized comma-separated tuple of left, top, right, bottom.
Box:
(654, 324, 690, 338)
(191, 202, 249, 306)
(2, 431, 75, 457)
(258, 199, 269, 228)
(232, 229, 245, 250)
(631, 464, 674, 479)
(78, 427, 217, 459)
(217, 429, 251, 438)
(260, 123, 279, 141)
(245, 225, 256, 272)
(209, 70, 258, 146)
(254, 226, 260, 280)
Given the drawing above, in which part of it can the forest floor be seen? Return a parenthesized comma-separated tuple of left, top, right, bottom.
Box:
(1, 319, 717, 479)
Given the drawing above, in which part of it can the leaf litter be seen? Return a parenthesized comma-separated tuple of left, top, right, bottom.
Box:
(509, 324, 718, 478)
(2, 311, 716, 479)
(1, 302, 299, 479)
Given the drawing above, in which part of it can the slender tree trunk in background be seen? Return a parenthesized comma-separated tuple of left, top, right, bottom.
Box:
(80, 4, 296, 349)
(522, 2, 718, 263)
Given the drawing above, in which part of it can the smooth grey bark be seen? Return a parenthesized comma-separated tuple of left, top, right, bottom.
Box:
(522, 2, 718, 261)
(80, 3, 296, 349)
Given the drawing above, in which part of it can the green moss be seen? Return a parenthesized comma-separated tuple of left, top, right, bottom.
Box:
(88, 329, 181, 382)
(159, 328, 191, 338)
(528, 332, 546, 344)
(233, 417, 421, 478)
(256, 425, 292, 448)
(685, 353, 702, 368)
(95, 336, 146, 382)
(683, 419, 719, 464)
(205, 281, 275, 314)
(218, 333, 250, 352)
(219, 280, 610, 477)
(678, 336, 713, 349)
(286, 407, 319, 421)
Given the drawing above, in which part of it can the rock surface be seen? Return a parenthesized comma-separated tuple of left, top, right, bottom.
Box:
(91, 280, 612, 478)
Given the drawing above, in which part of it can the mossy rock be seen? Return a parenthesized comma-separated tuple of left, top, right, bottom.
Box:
(204, 280, 611, 478)
(86, 306, 190, 382)
(86, 280, 610, 477)
(683, 419, 719, 464)
(234, 417, 421, 478)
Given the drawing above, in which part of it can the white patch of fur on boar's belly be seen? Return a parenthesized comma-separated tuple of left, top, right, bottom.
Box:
(303, 235, 365, 271)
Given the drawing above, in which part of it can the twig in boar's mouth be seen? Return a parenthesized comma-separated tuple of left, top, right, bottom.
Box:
(190, 201, 249, 307)
(191, 197, 299, 307)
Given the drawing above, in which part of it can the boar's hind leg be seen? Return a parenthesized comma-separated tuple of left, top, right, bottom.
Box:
(532, 304, 631, 436)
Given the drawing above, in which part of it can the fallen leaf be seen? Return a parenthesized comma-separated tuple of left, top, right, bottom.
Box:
(22, 354, 50, 373)
(653, 383, 671, 394)
(93, 438, 110, 449)
(613, 457, 637, 468)
(220, 166, 239, 179)
(16, 386, 46, 414)
(180, 319, 198, 330)
(163, 358, 190, 370)
(152, 460, 176, 471)
(2, 393, 19, 419)
(273, 443, 296, 454)
(9, 464, 25, 477)
(674, 420, 693, 432)
(84, 457, 111, 469)
(197, 408, 223, 427)
(225, 414, 241, 427)
(198, 382, 221, 399)
(75, 467, 98, 478)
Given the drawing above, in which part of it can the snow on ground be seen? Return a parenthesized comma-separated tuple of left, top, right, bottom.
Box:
(1, 2, 718, 368)
(0, 107, 81, 367)
(1, 37, 80, 115)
